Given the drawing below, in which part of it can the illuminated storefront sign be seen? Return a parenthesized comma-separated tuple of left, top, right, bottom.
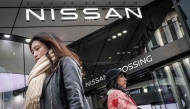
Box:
(84, 55, 152, 89)
(119, 55, 153, 72)
(85, 75, 106, 88)
(26, 8, 142, 21)
(83, 55, 152, 90)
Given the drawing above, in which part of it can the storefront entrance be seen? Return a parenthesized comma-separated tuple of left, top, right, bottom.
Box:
(86, 56, 190, 109)
(126, 57, 190, 109)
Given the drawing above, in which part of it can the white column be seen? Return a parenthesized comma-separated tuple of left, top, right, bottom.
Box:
(164, 66, 184, 109)
(172, 62, 190, 107)
(172, 17, 183, 39)
(162, 21, 173, 43)
(144, 47, 147, 53)
(179, 22, 185, 35)
(148, 41, 153, 51)
(182, 58, 190, 78)
(154, 29, 164, 46)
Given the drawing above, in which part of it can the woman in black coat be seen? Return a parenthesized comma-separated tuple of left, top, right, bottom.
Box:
(24, 32, 90, 109)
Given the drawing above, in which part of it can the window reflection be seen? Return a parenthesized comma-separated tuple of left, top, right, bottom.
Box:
(125, 57, 190, 109)
(0, 40, 34, 109)
(144, 11, 185, 54)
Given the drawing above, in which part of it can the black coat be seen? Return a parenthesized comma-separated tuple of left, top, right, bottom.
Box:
(40, 57, 91, 109)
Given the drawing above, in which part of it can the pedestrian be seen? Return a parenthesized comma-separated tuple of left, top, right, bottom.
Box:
(24, 32, 90, 109)
(102, 68, 141, 109)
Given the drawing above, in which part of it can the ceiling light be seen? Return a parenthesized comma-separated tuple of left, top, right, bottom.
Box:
(127, 52, 131, 54)
(135, 46, 138, 48)
(112, 35, 117, 39)
(13, 53, 15, 55)
(144, 88, 148, 93)
(164, 66, 170, 70)
(107, 38, 111, 41)
(25, 39, 31, 42)
(117, 33, 122, 36)
(4, 34, 10, 38)
(108, 57, 112, 59)
(122, 52, 125, 54)
(158, 88, 162, 92)
(117, 52, 120, 54)
(123, 30, 127, 34)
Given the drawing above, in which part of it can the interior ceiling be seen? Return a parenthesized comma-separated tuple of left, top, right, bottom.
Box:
(68, 0, 173, 77)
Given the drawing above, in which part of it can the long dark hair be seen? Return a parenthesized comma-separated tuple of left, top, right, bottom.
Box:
(29, 32, 83, 74)
(102, 75, 126, 109)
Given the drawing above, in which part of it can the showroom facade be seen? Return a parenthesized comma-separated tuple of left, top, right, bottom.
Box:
(1, 0, 190, 109)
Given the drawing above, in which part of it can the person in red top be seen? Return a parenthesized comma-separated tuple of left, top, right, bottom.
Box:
(102, 68, 141, 109)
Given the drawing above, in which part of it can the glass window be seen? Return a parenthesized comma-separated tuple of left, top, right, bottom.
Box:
(0, 40, 25, 109)
(152, 58, 190, 109)
(178, 0, 190, 30)
(23, 44, 35, 89)
(151, 35, 158, 47)
(159, 28, 168, 44)
(168, 20, 178, 40)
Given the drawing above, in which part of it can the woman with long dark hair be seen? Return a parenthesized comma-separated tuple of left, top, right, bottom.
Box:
(24, 32, 90, 109)
(102, 68, 140, 109)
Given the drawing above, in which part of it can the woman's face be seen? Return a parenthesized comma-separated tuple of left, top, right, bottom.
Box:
(31, 40, 49, 63)
(116, 73, 127, 89)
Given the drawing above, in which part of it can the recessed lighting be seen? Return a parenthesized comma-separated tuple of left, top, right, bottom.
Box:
(127, 52, 131, 54)
(158, 88, 162, 92)
(13, 53, 15, 55)
(117, 33, 122, 36)
(108, 57, 112, 59)
(25, 39, 31, 42)
(123, 30, 127, 34)
(112, 35, 117, 39)
(117, 52, 120, 54)
(107, 38, 111, 41)
(144, 88, 148, 93)
(4, 34, 10, 38)
(122, 52, 125, 54)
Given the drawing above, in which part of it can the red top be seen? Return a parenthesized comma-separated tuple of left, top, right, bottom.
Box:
(107, 89, 138, 109)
